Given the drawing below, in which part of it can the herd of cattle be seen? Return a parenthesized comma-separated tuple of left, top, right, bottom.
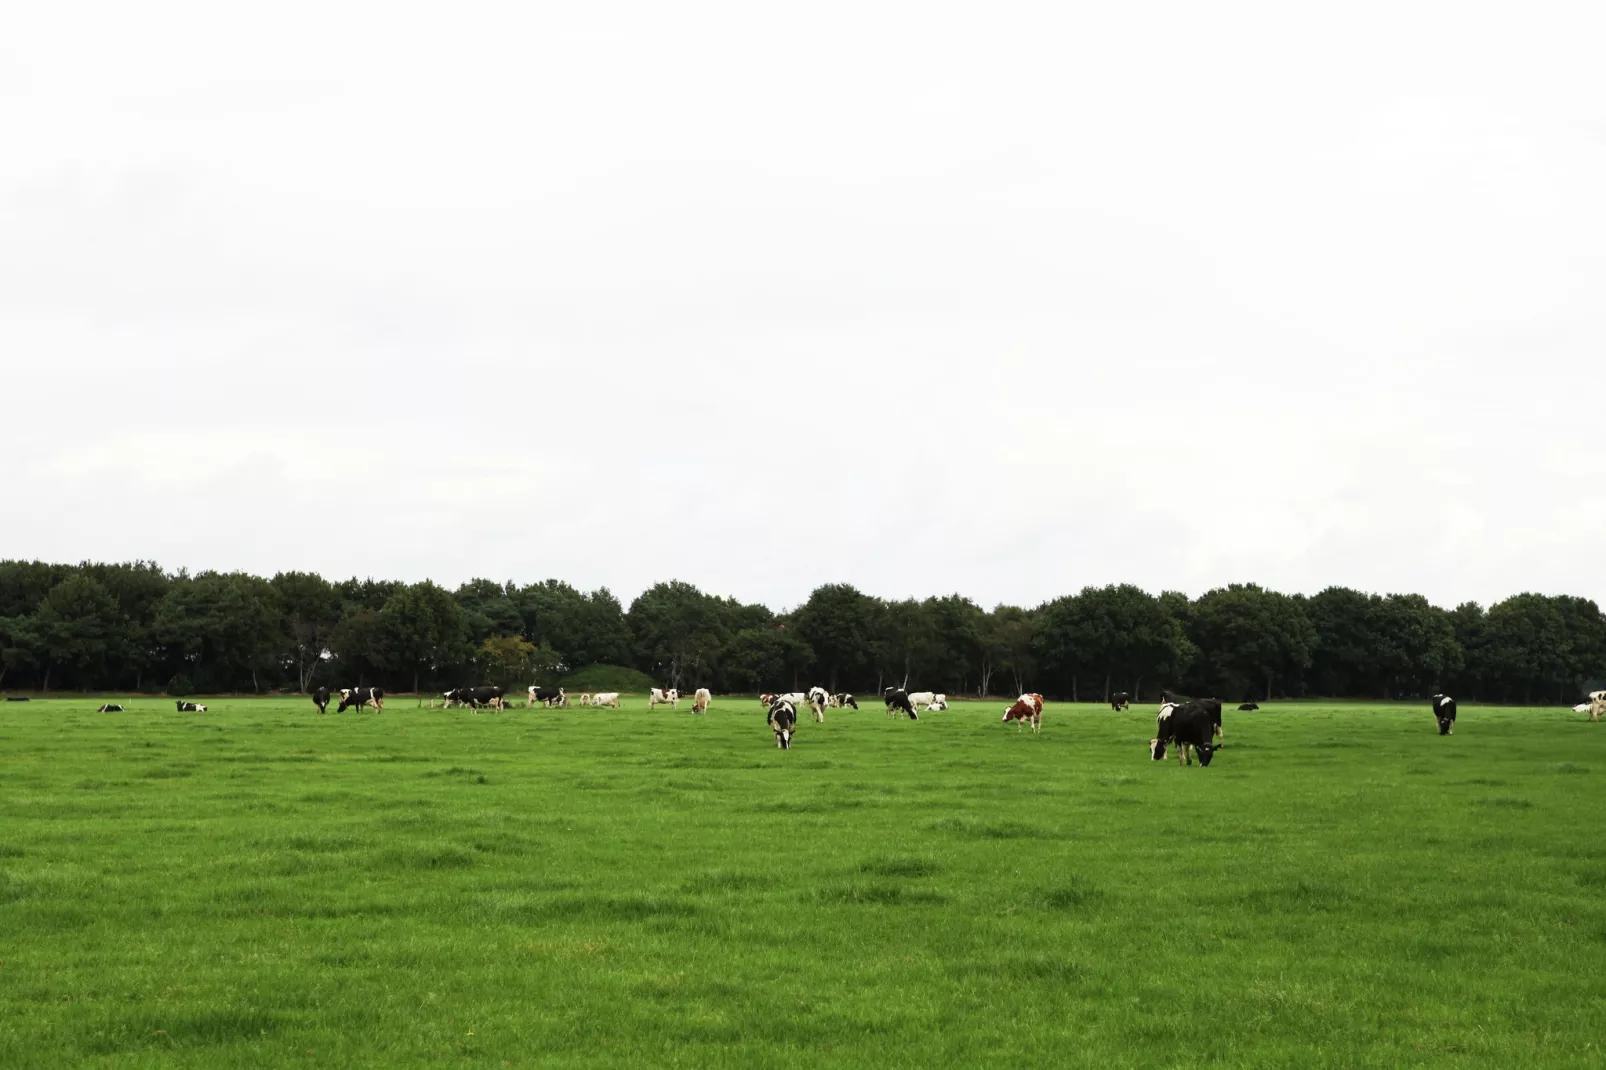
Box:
(113, 683, 1606, 763)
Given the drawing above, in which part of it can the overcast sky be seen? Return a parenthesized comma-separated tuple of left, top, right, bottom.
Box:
(4, 1, 1604, 612)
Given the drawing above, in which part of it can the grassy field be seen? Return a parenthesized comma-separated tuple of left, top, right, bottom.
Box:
(1, 694, 1603, 1068)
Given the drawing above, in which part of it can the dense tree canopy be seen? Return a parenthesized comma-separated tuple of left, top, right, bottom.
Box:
(0, 558, 1601, 703)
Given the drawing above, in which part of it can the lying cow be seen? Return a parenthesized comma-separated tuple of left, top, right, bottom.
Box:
(96, 703, 125, 712)
(1431, 693, 1456, 735)
(768, 696, 798, 749)
(338, 686, 384, 714)
(312, 686, 331, 715)
(806, 686, 830, 722)
(1002, 693, 1044, 734)
(593, 692, 621, 708)
(1111, 692, 1131, 710)
(691, 687, 711, 714)
(649, 687, 680, 711)
(175, 700, 207, 712)
(527, 686, 565, 708)
(1151, 700, 1217, 766)
(1238, 702, 1259, 711)
(883, 687, 919, 720)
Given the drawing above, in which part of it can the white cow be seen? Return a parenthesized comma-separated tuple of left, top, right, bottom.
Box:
(1589, 690, 1606, 722)
(649, 687, 680, 711)
(1574, 703, 1592, 714)
(907, 691, 948, 712)
(805, 686, 829, 722)
(593, 692, 621, 708)
(692, 687, 711, 714)
(573, 692, 593, 707)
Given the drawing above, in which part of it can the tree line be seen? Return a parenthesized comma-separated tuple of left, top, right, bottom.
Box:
(1, 559, 1602, 704)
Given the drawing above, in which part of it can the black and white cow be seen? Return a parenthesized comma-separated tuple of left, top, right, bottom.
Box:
(806, 686, 830, 723)
(1431, 694, 1456, 735)
(527, 686, 564, 708)
(1238, 702, 1259, 711)
(1585, 690, 1606, 722)
(338, 686, 384, 714)
(1151, 700, 1217, 766)
(312, 686, 331, 715)
(1111, 692, 1131, 710)
(175, 700, 207, 712)
(768, 697, 798, 749)
(831, 692, 859, 710)
(96, 703, 125, 712)
(648, 687, 681, 711)
(883, 687, 918, 720)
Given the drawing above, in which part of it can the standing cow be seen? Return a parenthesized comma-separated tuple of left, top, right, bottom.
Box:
(692, 687, 711, 714)
(311, 686, 331, 715)
(1431, 694, 1457, 735)
(1111, 692, 1131, 710)
(806, 686, 829, 723)
(527, 686, 565, 708)
(831, 692, 859, 710)
(1586, 690, 1606, 722)
(1002, 693, 1045, 734)
(649, 688, 680, 711)
(883, 687, 919, 720)
(768, 696, 798, 749)
(338, 687, 384, 714)
(1151, 700, 1217, 766)
(593, 692, 621, 709)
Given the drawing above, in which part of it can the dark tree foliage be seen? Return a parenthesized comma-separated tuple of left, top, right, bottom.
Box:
(1, 557, 1602, 703)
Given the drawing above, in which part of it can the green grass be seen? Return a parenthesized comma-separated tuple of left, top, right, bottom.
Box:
(1, 696, 1603, 1068)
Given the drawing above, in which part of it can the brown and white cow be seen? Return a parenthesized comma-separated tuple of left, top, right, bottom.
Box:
(649, 688, 680, 711)
(1588, 690, 1606, 722)
(692, 687, 711, 714)
(1002, 693, 1044, 733)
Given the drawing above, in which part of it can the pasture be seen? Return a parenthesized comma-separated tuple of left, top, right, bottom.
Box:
(1, 696, 1603, 1068)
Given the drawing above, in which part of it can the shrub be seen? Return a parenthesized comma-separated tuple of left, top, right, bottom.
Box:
(559, 664, 657, 693)
(166, 674, 195, 697)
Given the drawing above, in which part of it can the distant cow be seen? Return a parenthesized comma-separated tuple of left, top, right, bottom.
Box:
(1431, 694, 1456, 735)
(1575, 703, 1593, 714)
(175, 700, 207, 712)
(527, 686, 565, 708)
(593, 692, 621, 708)
(831, 692, 859, 710)
(806, 686, 829, 722)
(649, 687, 680, 711)
(338, 687, 384, 714)
(1238, 702, 1259, 711)
(1002, 693, 1044, 734)
(907, 691, 948, 712)
(883, 687, 919, 720)
(96, 703, 125, 713)
(1588, 690, 1606, 722)
(1111, 692, 1131, 710)
(1151, 700, 1217, 766)
(691, 687, 711, 714)
(312, 686, 331, 714)
(768, 697, 798, 749)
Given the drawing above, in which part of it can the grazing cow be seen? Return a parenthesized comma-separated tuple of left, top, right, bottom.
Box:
(907, 691, 948, 712)
(806, 686, 829, 722)
(1151, 700, 1217, 766)
(1001, 692, 1045, 734)
(692, 687, 712, 714)
(593, 691, 621, 708)
(1238, 702, 1260, 711)
(883, 687, 919, 720)
(768, 697, 798, 749)
(527, 686, 565, 708)
(649, 687, 680, 711)
(1588, 690, 1606, 722)
(758, 693, 779, 708)
(338, 687, 384, 714)
(572, 692, 593, 707)
(96, 703, 125, 712)
(312, 686, 331, 715)
(1111, 692, 1131, 710)
(175, 700, 208, 712)
(831, 692, 859, 710)
(1431, 693, 1456, 735)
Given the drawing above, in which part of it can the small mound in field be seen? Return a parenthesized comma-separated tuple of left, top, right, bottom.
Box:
(815, 883, 946, 906)
(858, 856, 941, 878)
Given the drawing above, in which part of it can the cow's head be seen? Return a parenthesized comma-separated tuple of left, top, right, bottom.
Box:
(1196, 743, 1216, 767)
(1437, 716, 1453, 735)
(1150, 738, 1167, 761)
